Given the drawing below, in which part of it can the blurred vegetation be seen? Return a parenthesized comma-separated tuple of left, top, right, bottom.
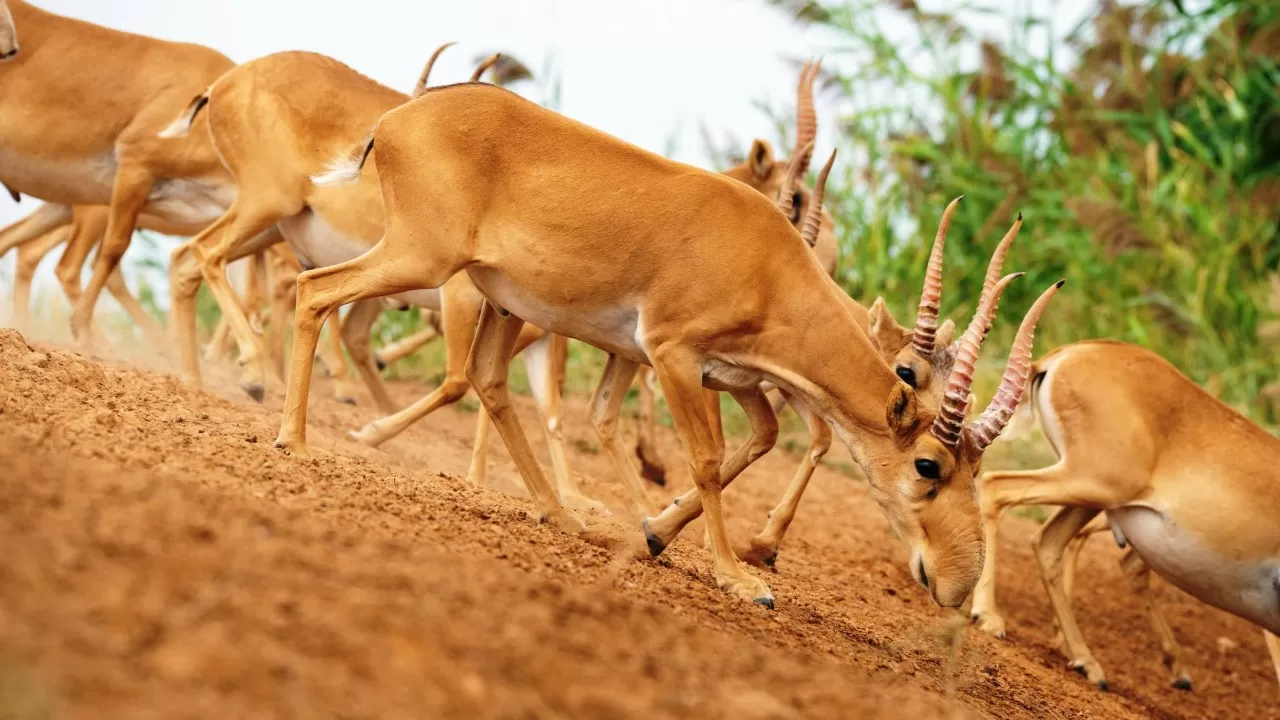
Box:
(758, 0, 1280, 424)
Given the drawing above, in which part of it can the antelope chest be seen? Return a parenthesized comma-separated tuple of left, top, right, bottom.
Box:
(1108, 506, 1280, 633)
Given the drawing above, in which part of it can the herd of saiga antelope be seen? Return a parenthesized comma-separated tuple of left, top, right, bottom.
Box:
(0, 0, 1277, 698)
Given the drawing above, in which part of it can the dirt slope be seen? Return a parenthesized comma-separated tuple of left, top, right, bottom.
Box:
(0, 328, 1275, 719)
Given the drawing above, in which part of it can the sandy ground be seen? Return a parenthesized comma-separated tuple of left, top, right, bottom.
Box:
(0, 327, 1276, 719)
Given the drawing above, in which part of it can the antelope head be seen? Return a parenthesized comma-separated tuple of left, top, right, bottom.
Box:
(722, 60, 837, 271)
(860, 275, 1063, 607)
(0, 0, 18, 61)
(868, 200, 1025, 409)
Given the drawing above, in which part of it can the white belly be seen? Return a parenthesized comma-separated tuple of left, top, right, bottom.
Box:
(1108, 505, 1280, 633)
(277, 211, 441, 310)
(466, 265, 646, 363)
(144, 177, 236, 229)
(0, 147, 116, 204)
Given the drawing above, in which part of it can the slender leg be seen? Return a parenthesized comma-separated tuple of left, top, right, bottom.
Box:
(204, 318, 235, 362)
(633, 366, 667, 486)
(524, 333, 604, 512)
(647, 349, 773, 607)
(1052, 514, 1110, 652)
(339, 298, 397, 414)
(103, 266, 163, 345)
(318, 312, 360, 405)
(971, 463, 1136, 639)
(1117, 547, 1194, 690)
(466, 408, 491, 486)
(642, 386, 780, 554)
(70, 166, 155, 343)
(465, 302, 582, 532)
(1264, 631, 1280, 688)
(275, 236, 467, 457)
(264, 244, 298, 377)
(0, 203, 72, 258)
(11, 226, 70, 332)
(739, 394, 832, 568)
(348, 274, 484, 447)
(588, 353, 655, 517)
(1032, 505, 1109, 689)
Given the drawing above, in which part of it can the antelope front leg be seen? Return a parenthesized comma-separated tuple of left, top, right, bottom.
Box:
(739, 395, 831, 569)
(465, 407, 491, 487)
(649, 353, 773, 607)
(70, 166, 153, 344)
(465, 302, 582, 533)
(643, 385, 779, 557)
(349, 275, 483, 447)
(12, 226, 69, 333)
(339, 298, 397, 414)
(1118, 546, 1194, 690)
(588, 353, 655, 518)
(632, 366, 667, 486)
(1032, 506, 1111, 689)
(316, 312, 360, 405)
(524, 333, 605, 513)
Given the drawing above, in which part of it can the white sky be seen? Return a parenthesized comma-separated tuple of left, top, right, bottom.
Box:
(1, 0, 1089, 307)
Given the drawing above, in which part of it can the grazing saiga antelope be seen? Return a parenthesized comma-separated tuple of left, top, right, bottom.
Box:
(0, 1, 242, 345)
(160, 49, 609, 510)
(285, 81, 1060, 607)
(969, 340, 1280, 691)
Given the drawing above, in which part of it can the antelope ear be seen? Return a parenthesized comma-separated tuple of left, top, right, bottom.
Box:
(935, 318, 956, 348)
(868, 297, 909, 352)
(748, 139, 774, 180)
(886, 381, 919, 436)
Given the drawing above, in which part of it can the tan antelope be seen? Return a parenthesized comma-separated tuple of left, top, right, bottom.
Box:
(159, 49, 610, 511)
(633, 63, 1021, 568)
(0, 1, 244, 347)
(969, 340, 1280, 691)
(284, 81, 1061, 608)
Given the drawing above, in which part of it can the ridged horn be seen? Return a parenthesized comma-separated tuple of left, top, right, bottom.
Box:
(470, 53, 501, 82)
(793, 59, 820, 175)
(977, 212, 1022, 341)
(413, 41, 457, 98)
(969, 280, 1065, 449)
(775, 140, 814, 220)
(912, 196, 963, 358)
(801, 149, 836, 247)
(930, 272, 1022, 447)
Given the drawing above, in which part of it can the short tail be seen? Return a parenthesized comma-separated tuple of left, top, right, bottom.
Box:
(311, 133, 376, 187)
(158, 91, 211, 139)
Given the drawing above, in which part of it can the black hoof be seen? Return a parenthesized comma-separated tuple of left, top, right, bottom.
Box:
(641, 519, 667, 557)
(1097, 680, 1109, 692)
(241, 382, 266, 403)
(763, 552, 778, 568)
(336, 396, 357, 406)
(753, 597, 775, 610)
(0, 49, 16, 60)
(375, 356, 387, 372)
(1071, 664, 1086, 678)
(1173, 678, 1192, 692)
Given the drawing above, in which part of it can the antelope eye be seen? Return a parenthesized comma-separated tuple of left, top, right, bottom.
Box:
(896, 366, 918, 387)
(915, 458, 941, 480)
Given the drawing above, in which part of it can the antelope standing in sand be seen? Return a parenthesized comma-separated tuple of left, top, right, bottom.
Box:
(159, 48, 610, 510)
(286, 81, 1061, 608)
(969, 340, 1280, 691)
(0, 1, 245, 346)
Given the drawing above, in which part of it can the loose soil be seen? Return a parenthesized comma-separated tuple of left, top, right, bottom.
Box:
(0, 328, 1275, 719)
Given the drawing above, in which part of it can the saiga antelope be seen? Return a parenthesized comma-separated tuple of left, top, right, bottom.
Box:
(160, 50, 610, 510)
(636, 63, 1022, 567)
(969, 340, 1280, 691)
(287, 81, 1061, 607)
(0, 2, 244, 347)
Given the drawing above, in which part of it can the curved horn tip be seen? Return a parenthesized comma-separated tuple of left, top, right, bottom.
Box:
(1016, 211, 1023, 221)
(1055, 278, 1066, 288)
